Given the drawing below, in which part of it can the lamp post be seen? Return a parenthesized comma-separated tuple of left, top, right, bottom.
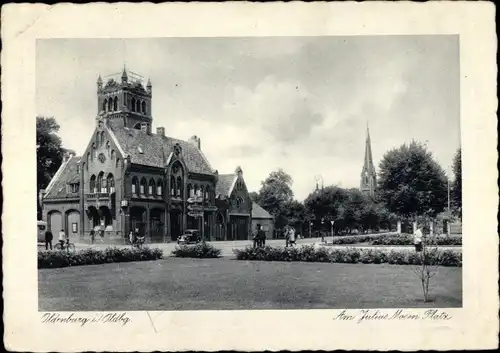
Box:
(330, 220, 335, 241)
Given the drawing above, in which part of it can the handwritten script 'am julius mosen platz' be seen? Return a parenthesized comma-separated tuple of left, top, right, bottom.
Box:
(334, 309, 452, 324)
(41, 312, 131, 327)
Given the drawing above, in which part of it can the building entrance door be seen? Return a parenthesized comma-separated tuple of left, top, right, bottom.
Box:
(170, 210, 182, 241)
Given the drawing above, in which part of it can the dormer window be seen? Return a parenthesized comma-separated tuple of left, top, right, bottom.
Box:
(69, 183, 79, 194)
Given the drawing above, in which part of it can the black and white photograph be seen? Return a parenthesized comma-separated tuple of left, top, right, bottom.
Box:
(2, 3, 498, 352)
(36, 36, 463, 311)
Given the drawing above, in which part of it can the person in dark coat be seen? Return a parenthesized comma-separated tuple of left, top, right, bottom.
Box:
(44, 229, 53, 250)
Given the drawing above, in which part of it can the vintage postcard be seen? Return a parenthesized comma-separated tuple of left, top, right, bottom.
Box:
(2, 2, 498, 351)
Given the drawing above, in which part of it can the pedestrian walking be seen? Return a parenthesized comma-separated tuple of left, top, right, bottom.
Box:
(90, 229, 95, 245)
(44, 229, 53, 250)
(414, 225, 423, 252)
(288, 226, 296, 247)
(129, 230, 135, 246)
(99, 228, 105, 243)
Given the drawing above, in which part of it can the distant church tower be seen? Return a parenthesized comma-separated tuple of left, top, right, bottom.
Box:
(360, 124, 377, 197)
(97, 66, 153, 132)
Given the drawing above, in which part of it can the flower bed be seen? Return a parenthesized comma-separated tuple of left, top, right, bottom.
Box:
(38, 247, 164, 269)
(171, 243, 222, 258)
(233, 245, 462, 267)
(370, 233, 462, 246)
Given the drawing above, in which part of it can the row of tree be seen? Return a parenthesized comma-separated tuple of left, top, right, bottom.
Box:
(250, 141, 462, 237)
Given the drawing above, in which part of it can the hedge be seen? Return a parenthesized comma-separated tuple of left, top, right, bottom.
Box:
(171, 243, 222, 258)
(38, 247, 164, 269)
(329, 233, 391, 245)
(233, 245, 462, 267)
(370, 233, 462, 246)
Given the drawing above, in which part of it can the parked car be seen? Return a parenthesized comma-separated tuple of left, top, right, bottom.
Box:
(37, 220, 48, 243)
(177, 229, 201, 245)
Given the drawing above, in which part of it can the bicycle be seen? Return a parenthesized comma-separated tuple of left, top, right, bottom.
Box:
(54, 241, 76, 253)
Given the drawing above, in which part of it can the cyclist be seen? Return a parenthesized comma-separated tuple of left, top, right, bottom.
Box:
(58, 229, 68, 249)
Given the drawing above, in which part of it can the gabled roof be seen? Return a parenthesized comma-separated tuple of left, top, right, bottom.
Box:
(44, 156, 81, 200)
(108, 120, 214, 175)
(215, 174, 237, 198)
(252, 202, 273, 220)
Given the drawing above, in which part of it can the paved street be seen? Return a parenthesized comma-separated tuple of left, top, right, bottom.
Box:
(40, 236, 461, 257)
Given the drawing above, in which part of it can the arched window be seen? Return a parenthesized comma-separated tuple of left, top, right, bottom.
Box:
(131, 97, 136, 112)
(107, 173, 115, 193)
(149, 179, 155, 196)
(108, 99, 112, 112)
(100, 131, 105, 147)
(133, 123, 141, 130)
(102, 99, 107, 112)
(113, 96, 118, 111)
(136, 100, 141, 113)
(90, 175, 96, 193)
(187, 184, 193, 198)
(98, 172, 106, 193)
(205, 186, 210, 203)
(176, 176, 182, 197)
(111, 150, 116, 160)
(170, 176, 176, 196)
(200, 185, 205, 201)
(132, 176, 138, 194)
(142, 101, 146, 113)
(194, 184, 199, 197)
(140, 178, 147, 195)
(157, 179, 163, 196)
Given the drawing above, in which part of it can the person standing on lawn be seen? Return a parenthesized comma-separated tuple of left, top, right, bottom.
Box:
(44, 228, 53, 250)
(414, 224, 423, 252)
(288, 226, 296, 247)
(255, 224, 266, 247)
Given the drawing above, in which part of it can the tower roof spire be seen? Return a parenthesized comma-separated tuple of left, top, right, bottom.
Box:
(121, 64, 128, 83)
(363, 122, 374, 173)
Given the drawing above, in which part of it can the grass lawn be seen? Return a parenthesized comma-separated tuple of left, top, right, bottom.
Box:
(38, 258, 462, 311)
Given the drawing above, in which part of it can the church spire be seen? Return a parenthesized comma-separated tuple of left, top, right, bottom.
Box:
(121, 64, 128, 83)
(360, 122, 376, 197)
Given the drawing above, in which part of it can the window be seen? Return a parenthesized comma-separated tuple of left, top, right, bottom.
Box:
(116, 158, 121, 169)
(157, 179, 163, 196)
(113, 96, 118, 111)
(131, 97, 136, 112)
(205, 186, 210, 203)
(170, 176, 176, 196)
(236, 197, 242, 208)
(132, 177, 138, 194)
(200, 186, 205, 201)
(176, 176, 182, 197)
(108, 99, 112, 112)
(90, 175, 96, 193)
(70, 183, 79, 193)
(107, 174, 115, 193)
(136, 100, 141, 112)
(111, 150, 116, 160)
(149, 179, 155, 196)
(194, 184, 199, 197)
(106, 141, 110, 151)
(187, 184, 193, 198)
(142, 101, 146, 113)
(98, 172, 106, 193)
(140, 178, 147, 195)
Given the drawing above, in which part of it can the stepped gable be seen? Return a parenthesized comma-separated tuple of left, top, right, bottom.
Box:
(108, 120, 214, 175)
(44, 156, 81, 200)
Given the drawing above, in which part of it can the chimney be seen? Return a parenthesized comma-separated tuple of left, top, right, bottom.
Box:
(189, 135, 201, 149)
(156, 127, 165, 136)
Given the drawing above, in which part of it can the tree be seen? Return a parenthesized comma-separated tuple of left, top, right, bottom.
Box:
(451, 148, 462, 220)
(304, 186, 349, 234)
(37, 116, 64, 219)
(283, 200, 307, 232)
(257, 169, 294, 230)
(248, 191, 261, 204)
(377, 141, 448, 222)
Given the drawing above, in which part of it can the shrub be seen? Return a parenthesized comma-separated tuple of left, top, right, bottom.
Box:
(232, 245, 462, 267)
(370, 233, 462, 246)
(329, 233, 389, 245)
(171, 243, 222, 258)
(38, 247, 163, 269)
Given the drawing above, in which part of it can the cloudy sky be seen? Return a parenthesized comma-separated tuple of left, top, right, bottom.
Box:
(36, 36, 460, 201)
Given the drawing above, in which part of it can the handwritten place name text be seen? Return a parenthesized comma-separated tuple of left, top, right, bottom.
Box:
(41, 312, 131, 327)
(333, 309, 452, 324)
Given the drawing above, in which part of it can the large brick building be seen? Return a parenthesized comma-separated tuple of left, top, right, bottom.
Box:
(40, 68, 260, 243)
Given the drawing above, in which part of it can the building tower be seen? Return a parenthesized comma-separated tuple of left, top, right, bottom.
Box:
(96, 66, 153, 132)
(360, 124, 377, 197)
